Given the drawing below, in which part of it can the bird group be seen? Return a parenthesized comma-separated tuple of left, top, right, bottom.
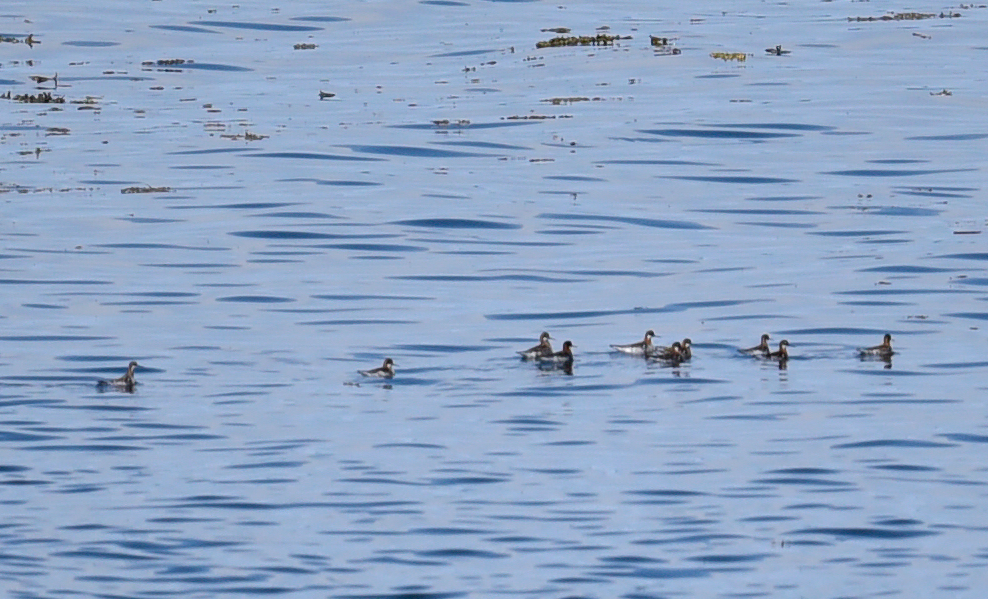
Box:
(737, 332, 893, 366)
(357, 331, 894, 379)
(606, 329, 693, 363)
(96, 333, 894, 389)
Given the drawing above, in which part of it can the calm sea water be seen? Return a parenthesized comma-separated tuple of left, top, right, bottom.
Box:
(2, 1, 988, 597)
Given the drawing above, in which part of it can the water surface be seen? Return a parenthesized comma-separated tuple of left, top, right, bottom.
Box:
(2, 2, 988, 598)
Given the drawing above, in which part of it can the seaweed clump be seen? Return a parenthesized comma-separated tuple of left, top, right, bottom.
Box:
(848, 11, 960, 21)
(536, 33, 628, 49)
(650, 36, 681, 55)
(1, 34, 38, 46)
(710, 52, 747, 62)
(121, 186, 172, 194)
(1, 90, 65, 103)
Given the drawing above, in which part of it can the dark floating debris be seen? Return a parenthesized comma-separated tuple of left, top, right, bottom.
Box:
(543, 96, 591, 105)
(650, 36, 681, 55)
(432, 119, 471, 127)
(141, 58, 193, 68)
(29, 73, 58, 88)
(535, 33, 629, 49)
(221, 131, 268, 141)
(765, 45, 791, 55)
(2, 90, 65, 103)
(1, 33, 39, 46)
(504, 114, 570, 120)
(294, 43, 317, 50)
(848, 11, 960, 21)
(121, 185, 172, 194)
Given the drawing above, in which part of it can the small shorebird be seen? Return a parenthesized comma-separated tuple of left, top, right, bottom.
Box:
(679, 338, 692, 361)
(651, 341, 685, 365)
(740, 333, 771, 356)
(610, 329, 656, 355)
(97, 361, 139, 392)
(859, 334, 893, 358)
(537, 340, 575, 365)
(359, 358, 396, 378)
(518, 331, 554, 360)
(767, 340, 790, 362)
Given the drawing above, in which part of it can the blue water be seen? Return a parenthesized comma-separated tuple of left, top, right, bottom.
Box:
(2, 1, 988, 597)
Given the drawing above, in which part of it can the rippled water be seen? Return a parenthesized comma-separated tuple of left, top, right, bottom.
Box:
(2, 1, 988, 597)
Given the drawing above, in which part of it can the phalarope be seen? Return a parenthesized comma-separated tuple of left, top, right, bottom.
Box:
(518, 331, 554, 360)
(739, 333, 771, 356)
(766, 339, 789, 361)
(537, 340, 575, 365)
(650, 341, 685, 365)
(610, 329, 656, 355)
(679, 338, 692, 360)
(859, 334, 893, 358)
(651, 337, 691, 361)
(359, 358, 395, 378)
(97, 361, 139, 392)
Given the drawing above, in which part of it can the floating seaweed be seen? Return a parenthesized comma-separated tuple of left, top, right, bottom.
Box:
(848, 11, 960, 21)
(220, 131, 268, 141)
(542, 97, 591, 105)
(650, 36, 681, 55)
(0, 33, 38, 46)
(710, 52, 747, 61)
(121, 185, 172, 194)
(141, 59, 192, 66)
(535, 33, 629, 49)
(505, 114, 571, 120)
(2, 90, 65, 103)
(71, 96, 101, 110)
(432, 119, 472, 128)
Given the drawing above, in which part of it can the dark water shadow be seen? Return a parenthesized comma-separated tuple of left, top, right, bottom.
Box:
(194, 20, 324, 32)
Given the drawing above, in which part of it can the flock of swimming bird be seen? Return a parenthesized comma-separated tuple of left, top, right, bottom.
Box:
(352, 330, 894, 380)
(94, 332, 894, 390)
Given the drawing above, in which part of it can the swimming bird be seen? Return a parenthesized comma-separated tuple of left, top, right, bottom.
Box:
(97, 360, 139, 391)
(650, 337, 691, 360)
(739, 333, 771, 356)
(359, 358, 395, 378)
(537, 340, 575, 365)
(518, 331, 554, 360)
(767, 339, 789, 361)
(859, 334, 893, 358)
(679, 338, 692, 361)
(610, 329, 656, 355)
(650, 341, 685, 365)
